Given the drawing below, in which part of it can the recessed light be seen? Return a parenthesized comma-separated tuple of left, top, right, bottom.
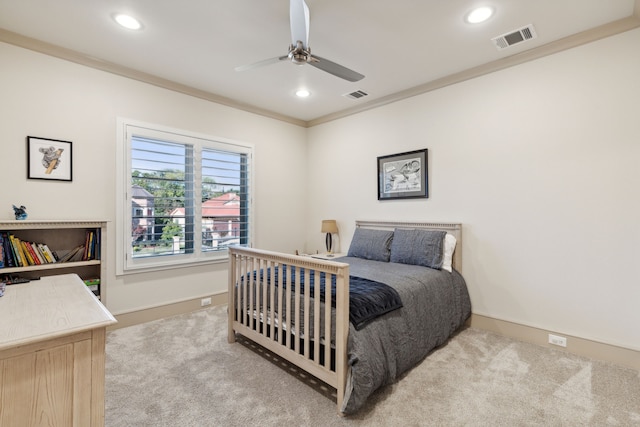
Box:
(296, 89, 310, 98)
(114, 14, 142, 30)
(465, 6, 494, 24)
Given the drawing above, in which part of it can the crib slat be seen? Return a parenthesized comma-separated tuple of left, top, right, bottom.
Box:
(261, 259, 267, 337)
(251, 257, 257, 329)
(324, 271, 332, 368)
(335, 269, 349, 411)
(303, 267, 311, 358)
(277, 262, 284, 345)
(285, 265, 292, 349)
(293, 266, 300, 354)
(238, 257, 249, 326)
(228, 252, 237, 343)
(313, 269, 321, 365)
(255, 257, 261, 331)
(268, 260, 275, 339)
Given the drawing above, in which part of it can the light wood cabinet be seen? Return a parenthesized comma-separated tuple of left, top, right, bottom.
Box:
(0, 274, 116, 426)
(0, 220, 106, 302)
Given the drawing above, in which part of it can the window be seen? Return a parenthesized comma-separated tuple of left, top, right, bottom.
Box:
(116, 119, 253, 274)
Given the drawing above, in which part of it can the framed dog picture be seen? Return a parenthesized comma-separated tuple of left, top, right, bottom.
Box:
(27, 136, 73, 181)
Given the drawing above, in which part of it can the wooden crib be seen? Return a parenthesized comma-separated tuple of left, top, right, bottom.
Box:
(228, 247, 350, 411)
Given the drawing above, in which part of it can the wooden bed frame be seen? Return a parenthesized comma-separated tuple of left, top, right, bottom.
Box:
(228, 220, 461, 413)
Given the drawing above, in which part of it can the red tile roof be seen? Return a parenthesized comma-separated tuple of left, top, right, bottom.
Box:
(170, 193, 240, 218)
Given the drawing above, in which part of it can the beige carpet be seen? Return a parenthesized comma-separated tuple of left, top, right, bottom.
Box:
(105, 305, 640, 426)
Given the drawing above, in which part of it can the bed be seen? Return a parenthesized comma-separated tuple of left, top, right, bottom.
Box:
(227, 220, 471, 414)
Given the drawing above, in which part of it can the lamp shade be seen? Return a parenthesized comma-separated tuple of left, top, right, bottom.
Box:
(321, 220, 338, 234)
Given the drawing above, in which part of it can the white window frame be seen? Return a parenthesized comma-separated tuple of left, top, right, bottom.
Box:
(116, 118, 254, 275)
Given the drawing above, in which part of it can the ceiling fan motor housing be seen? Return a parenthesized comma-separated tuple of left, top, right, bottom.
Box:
(289, 41, 310, 65)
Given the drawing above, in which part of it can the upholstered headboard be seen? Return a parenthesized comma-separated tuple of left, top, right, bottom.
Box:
(355, 220, 462, 271)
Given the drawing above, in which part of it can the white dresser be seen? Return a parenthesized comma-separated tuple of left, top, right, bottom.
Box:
(0, 274, 116, 426)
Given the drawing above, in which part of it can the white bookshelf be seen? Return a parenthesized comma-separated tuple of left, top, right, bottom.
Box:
(0, 220, 107, 302)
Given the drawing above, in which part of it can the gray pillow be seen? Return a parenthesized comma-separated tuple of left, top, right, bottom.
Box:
(389, 228, 447, 269)
(347, 228, 394, 262)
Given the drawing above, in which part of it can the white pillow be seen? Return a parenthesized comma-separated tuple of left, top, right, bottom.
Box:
(442, 233, 457, 273)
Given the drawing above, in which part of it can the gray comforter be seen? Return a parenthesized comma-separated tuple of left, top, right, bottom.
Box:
(339, 256, 471, 414)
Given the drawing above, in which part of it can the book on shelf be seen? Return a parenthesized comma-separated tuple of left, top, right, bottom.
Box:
(18, 240, 32, 265)
(82, 230, 99, 261)
(22, 242, 33, 265)
(83, 231, 91, 261)
(1, 238, 60, 267)
(58, 244, 85, 263)
(8, 235, 26, 267)
(94, 230, 101, 259)
(22, 241, 40, 265)
(3, 234, 16, 267)
(31, 242, 46, 264)
(1, 233, 15, 268)
(39, 243, 57, 263)
(0, 229, 98, 268)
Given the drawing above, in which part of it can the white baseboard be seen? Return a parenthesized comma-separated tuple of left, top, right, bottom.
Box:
(109, 293, 228, 330)
(469, 313, 639, 371)
(108, 296, 639, 371)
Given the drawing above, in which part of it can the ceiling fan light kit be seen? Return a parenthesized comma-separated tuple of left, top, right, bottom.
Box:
(235, 0, 364, 82)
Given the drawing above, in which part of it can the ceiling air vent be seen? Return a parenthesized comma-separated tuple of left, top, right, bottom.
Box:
(491, 24, 537, 50)
(343, 90, 368, 100)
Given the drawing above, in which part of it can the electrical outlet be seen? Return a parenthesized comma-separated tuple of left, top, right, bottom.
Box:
(201, 297, 212, 307)
(548, 334, 567, 347)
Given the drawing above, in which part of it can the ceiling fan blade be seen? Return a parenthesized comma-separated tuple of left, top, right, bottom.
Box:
(234, 55, 289, 72)
(308, 55, 365, 82)
(238, 0, 364, 83)
(290, 0, 309, 48)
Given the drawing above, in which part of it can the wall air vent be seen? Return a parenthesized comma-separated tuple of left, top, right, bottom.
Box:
(491, 24, 537, 50)
(343, 90, 369, 100)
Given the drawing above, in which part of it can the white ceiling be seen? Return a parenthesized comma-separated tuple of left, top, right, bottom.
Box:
(1, 0, 638, 126)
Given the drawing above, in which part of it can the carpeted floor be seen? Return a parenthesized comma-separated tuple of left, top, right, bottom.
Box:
(105, 305, 640, 426)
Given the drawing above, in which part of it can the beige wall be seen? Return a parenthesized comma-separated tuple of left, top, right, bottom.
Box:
(0, 42, 308, 315)
(2, 27, 639, 353)
(306, 28, 640, 351)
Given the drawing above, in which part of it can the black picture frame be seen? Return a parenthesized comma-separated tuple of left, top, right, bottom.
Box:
(377, 149, 428, 200)
(27, 136, 73, 181)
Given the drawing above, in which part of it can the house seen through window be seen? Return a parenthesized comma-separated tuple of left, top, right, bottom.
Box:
(118, 120, 253, 273)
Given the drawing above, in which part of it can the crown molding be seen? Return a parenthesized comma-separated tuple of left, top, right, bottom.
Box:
(307, 15, 640, 127)
(0, 28, 307, 128)
(2, 13, 639, 129)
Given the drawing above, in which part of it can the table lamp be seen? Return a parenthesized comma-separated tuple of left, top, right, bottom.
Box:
(321, 220, 338, 254)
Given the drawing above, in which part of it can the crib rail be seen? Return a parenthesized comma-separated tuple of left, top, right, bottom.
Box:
(228, 246, 350, 412)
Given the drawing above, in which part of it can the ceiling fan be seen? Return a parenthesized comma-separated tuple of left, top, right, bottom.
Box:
(235, 0, 364, 82)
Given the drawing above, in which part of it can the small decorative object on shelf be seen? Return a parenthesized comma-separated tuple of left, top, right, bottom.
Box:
(12, 205, 28, 220)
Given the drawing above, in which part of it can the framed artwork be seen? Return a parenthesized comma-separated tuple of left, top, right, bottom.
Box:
(27, 136, 73, 181)
(377, 148, 428, 200)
